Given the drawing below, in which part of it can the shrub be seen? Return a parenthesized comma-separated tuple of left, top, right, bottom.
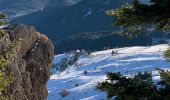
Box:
(75, 84, 79, 87)
(0, 12, 18, 98)
(80, 49, 89, 58)
(135, 71, 152, 80)
(58, 58, 68, 71)
(0, 13, 8, 19)
(111, 50, 118, 55)
(59, 89, 70, 97)
(0, 30, 5, 39)
(68, 50, 80, 65)
(0, 72, 13, 92)
(84, 71, 87, 75)
(164, 47, 170, 60)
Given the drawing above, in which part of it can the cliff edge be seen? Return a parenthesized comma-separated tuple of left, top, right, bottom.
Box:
(0, 24, 54, 100)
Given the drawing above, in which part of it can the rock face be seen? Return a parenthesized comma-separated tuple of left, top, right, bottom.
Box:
(0, 24, 54, 100)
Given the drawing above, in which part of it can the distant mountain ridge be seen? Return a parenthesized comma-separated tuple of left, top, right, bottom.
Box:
(0, 0, 83, 18)
(10, 0, 158, 53)
(0, 0, 49, 18)
(55, 31, 152, 53)
(12, 0, 130, 41)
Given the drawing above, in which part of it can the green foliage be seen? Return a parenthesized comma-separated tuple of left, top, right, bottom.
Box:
(97, 72, 170, 100)
(0, 58, 13, 97)
(0, 36, 23, 97)
(0, 12, 8, 27)
(0, 29, 5, 38)
(0, 13, 8, 39)
(0, 37, 22, 57)
(0, 72, 13, 92)
(0, 58, 13, 98)
(0, 13, 8, 19)
(157, 68, 170, 85)
(164, 47, 170, 60)
(136, 71, 152, 80)
(0, 59, 8, 67)
(106, 3, 147, 37)
(0, 95, 14, 100)
(107, 0, 170, 37)
(0, 21, 8, 26)
(0, 12, 14, 98)
(155, 69, 170, 98)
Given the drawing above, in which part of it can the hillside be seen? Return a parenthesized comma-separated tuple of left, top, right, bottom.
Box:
(11, 0, 161, 54)
(47, 44, 170, 100)
(0, 0, 49, 18)
(55, 31, 152, 53)
(0, 0, 83, 18)
(12, 0, 130, 41)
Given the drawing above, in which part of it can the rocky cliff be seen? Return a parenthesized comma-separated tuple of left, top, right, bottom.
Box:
(0, 24, 54, 100)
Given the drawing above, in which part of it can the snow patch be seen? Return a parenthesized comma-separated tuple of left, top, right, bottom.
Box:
(47, 44, 170, 100)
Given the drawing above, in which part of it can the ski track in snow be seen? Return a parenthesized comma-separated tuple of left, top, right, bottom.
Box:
(47, 44, 170, 100)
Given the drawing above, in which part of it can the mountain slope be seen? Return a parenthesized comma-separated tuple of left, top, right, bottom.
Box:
(0, 0, 83, 18)
(55, 31, 152, 53)
(47, 44, 170, 100)
(0, 0, 50, 18)
(12, 0, 130, 41)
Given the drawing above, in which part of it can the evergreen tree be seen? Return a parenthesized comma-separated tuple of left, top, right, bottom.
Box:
(99, 1, 170, 99)
(97, 72, 170, 99)
(0, 12, 8, 26)
(107, 0, 170, 37)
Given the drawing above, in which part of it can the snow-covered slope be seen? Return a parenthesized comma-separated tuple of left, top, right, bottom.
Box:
(47, 44, 170, 100)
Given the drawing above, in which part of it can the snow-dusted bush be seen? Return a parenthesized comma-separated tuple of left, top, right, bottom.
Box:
(75, 84, 79, 87)
(58, 58, 68, 71)
(111, 50, 118, 55)
(164, 47, 170, 60)
(80, 49, 89, 58)
(84, 71, 87, 75)
(59, 89, 70, 97)
(68, 50, 80, 65)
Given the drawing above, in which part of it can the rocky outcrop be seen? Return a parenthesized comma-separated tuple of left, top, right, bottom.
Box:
(0, 24, 54, 100)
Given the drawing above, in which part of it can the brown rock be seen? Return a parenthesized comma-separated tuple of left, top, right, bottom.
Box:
(0, 24, 54, 100)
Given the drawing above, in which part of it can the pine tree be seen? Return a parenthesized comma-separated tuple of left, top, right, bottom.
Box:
(0, 12, 8, 26)
(107, 0, 170, 37)
(97, 72, 170, 99)
(101, 1, 170, 99)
